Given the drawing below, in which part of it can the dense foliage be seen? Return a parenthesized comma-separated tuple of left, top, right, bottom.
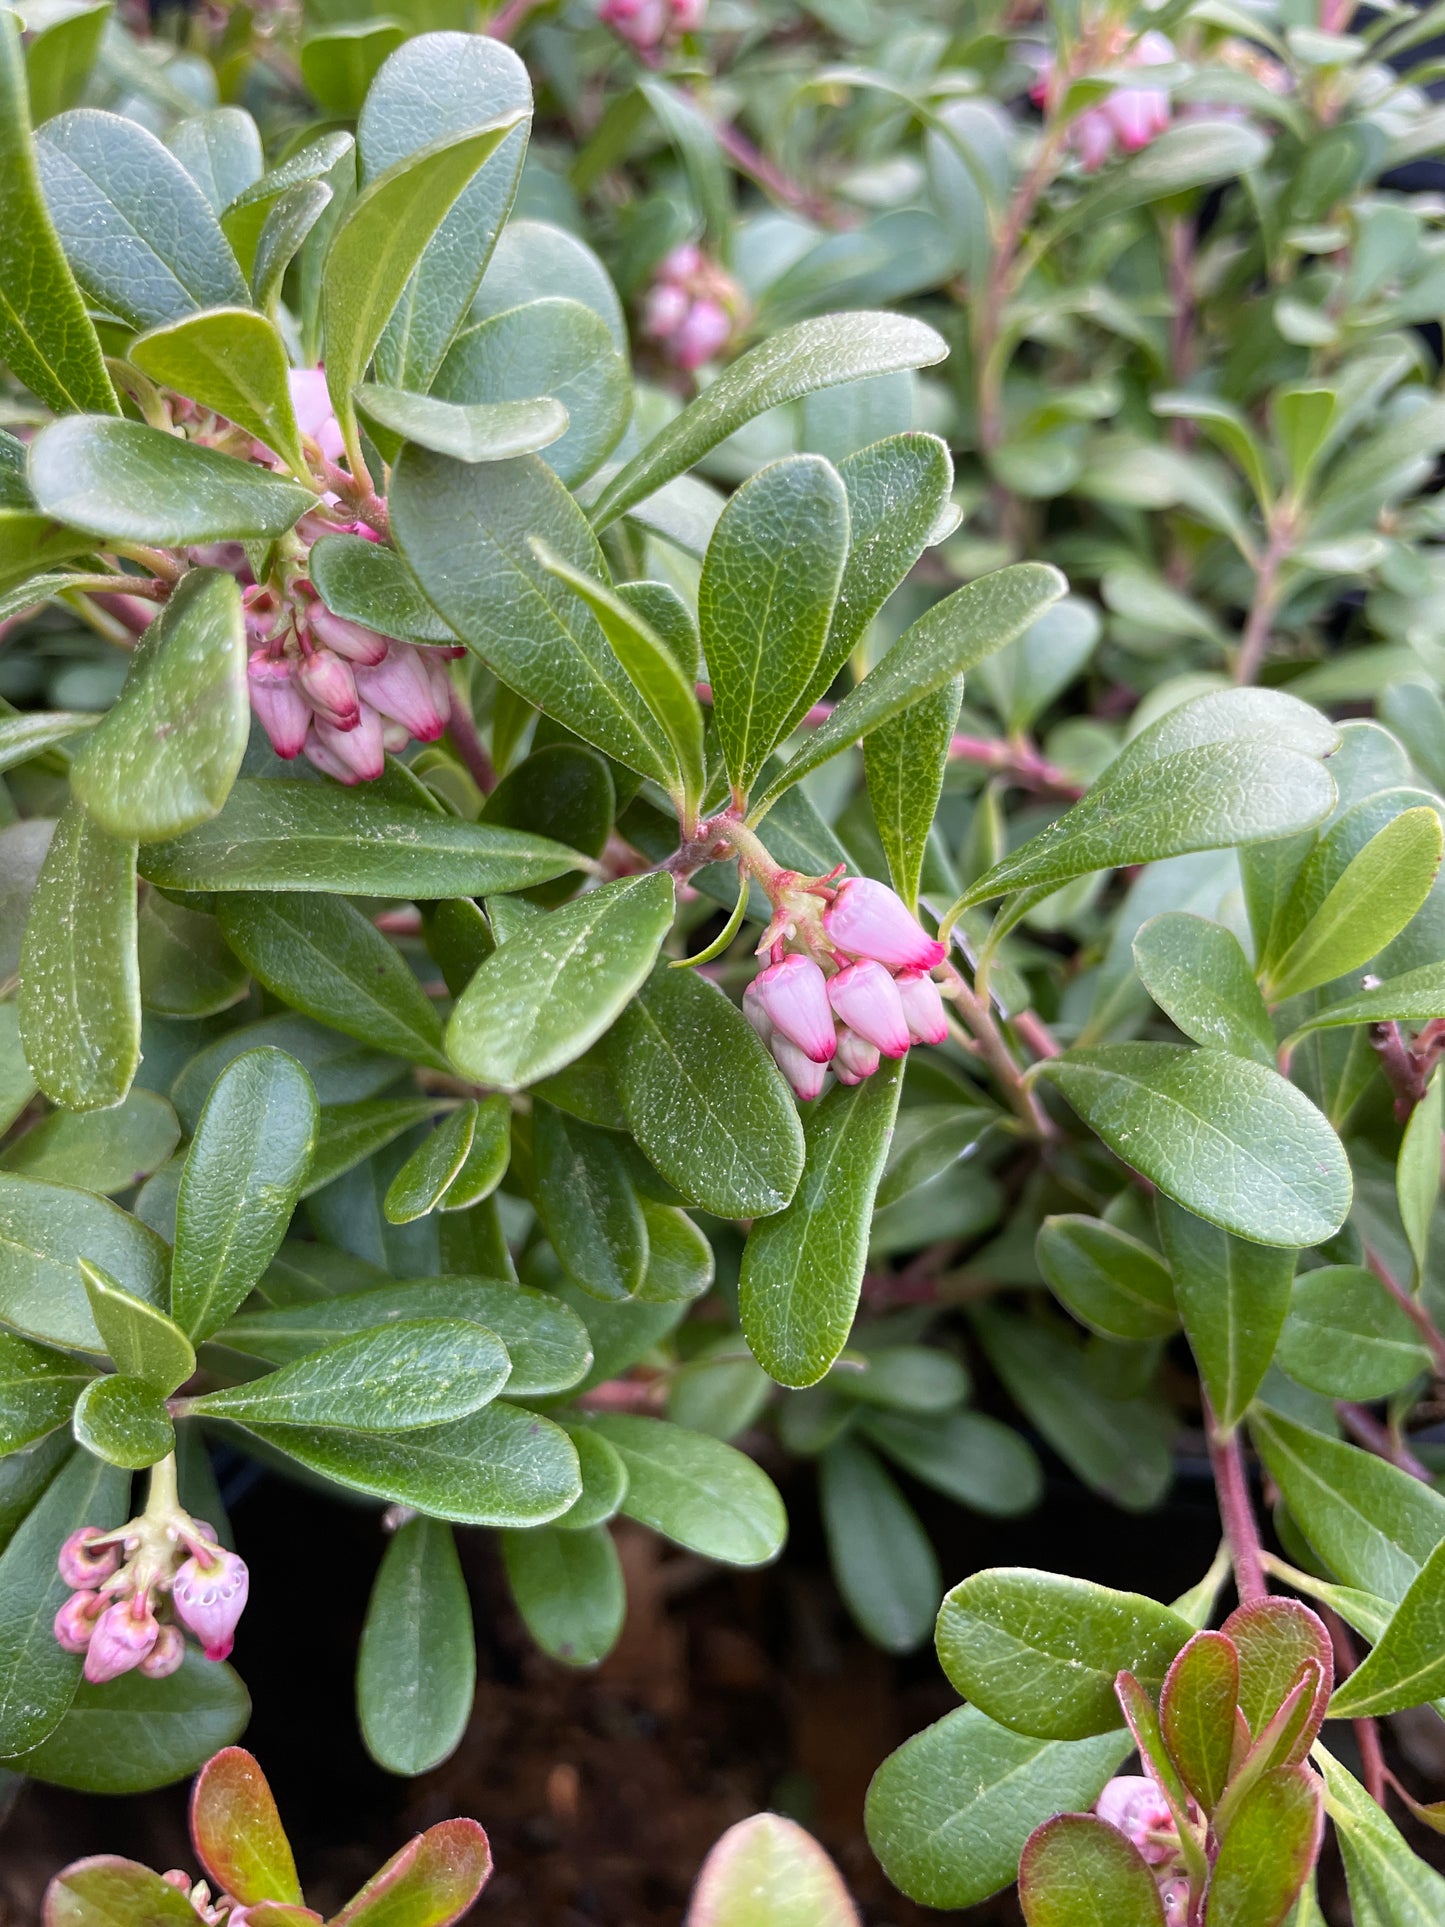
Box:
(6, 0, 1445, 1919)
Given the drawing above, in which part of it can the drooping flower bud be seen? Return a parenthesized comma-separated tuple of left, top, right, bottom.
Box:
(57, 1526, 122, 1591)
(641, 282, 690, 341)
(895, 967, 950, 1046)
(307, 604, 390, 666)
(827, 960, 911, 1057)
(53, 1589, 105, 1653)
(822, 877, 946, 971)
(247, 651, 311, 759)
(138, 1624, 186, 1679)
(85, 1594, 161, 1682)
(770, 1034, 828, 1101)
(599, 0, 669, 49)
(171, 1546, 249, 1661)
(671, 0, 707, 30)
(288, 368, 346, 465)
(834, 1026, 881, 1084)
(354, 644, 448, 742)
(1095, 1775, 1177, 1866)
(751, 955, 837, 1063)
(672, 299, 732, 371)
(296, 649, 360, 730)
(742, 979, 774, 1045)
(308, 706, 386, 783)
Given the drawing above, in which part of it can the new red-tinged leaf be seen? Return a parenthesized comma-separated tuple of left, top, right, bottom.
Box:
(190, 1747, 304, 1907)
(1204, 1766, 1323, 1927)
(1160, 1631, 1239, 1814)
(1019, 1814, 1167, 1927)
(44, 1856, 199, 1927)
(1221, 1599, 1331, 1754)
(329, 1818, 492, 1927)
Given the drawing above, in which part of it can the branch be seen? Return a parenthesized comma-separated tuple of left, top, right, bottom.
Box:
(1204, 1394, 1267, 1606)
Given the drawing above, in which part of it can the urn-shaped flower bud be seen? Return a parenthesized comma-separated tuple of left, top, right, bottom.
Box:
(172, 1547, 249, 1661)
(85, 1594, 161, 1682)
(770, 1034, 828, 1101)
(834, 1026, 881, 1085)
(138, 1624, 186, 1679)
(751, 955, 836, 1063)
(641, 282, 690, 340)
(600, 0, 669, 48)
(247, 652, 311, 759)
(307, 604, 390, 666)
(827, 961, 911, 1058)
(296, 649, 360, 730)
(742, 978, 774, 1045)
(822, 877, 946, 971)
(672, 299, 732, 371)
(57, 1526, 122, 1590)
(53, 1589, 104, 1653)
(309, 706, 385, 783)
(895, 968, 950, 1046)
(354, 644, 448, 741)
(1095, 1775, 1177, 1865)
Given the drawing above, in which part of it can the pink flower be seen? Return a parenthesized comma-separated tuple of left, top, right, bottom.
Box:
(834, 1027, 881, 1085)
(1073, 107, 1117, 171)
(751, 955, 836, 1063)
(1095, 1775, 1177, 1866)
(1106, 84, 1169, 151)
(247, 651, 311, 759)
(307, 605, 390, 666)
(742, 979, 774, 1045)
(53, 1589, 104, 1653)
(895, 968, 949, 1046)
(309, 706, 386, 783)
(600, 0, 669, 48)
(138, 1624, 186, 1679)
(827, 961, 911, 1058)
(672, 299, 732, 371)
(770, 1034, 828, 1101)
(296, 649, 360, 730)
(85, 1595, 161, 1682)
(288, 368, 345, 465)
(354, 645, 448, 742)
(171, 1547, 249, 1662)
(823, 878, 946, 972)
(57, 1527, 122, 1591)
(670, 0, 707, 29)
(641, 283, 690, 340)
(660, 242, 704, 282)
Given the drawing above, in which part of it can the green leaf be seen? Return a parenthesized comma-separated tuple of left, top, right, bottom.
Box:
(1038, 1046, 1350, 1247)
(18, 803, 138, 1112)
(819, 1435, 939, 1653)
(1277, 1264, 1430, 1400)
(591, 313, 948, 529)
(302, 21, 408, 117)
(322, 114, 526, 474)
(0, 14, 117, 417)
(27, 419, 315, 545)
(1398, 1067, 1442, 1278)
(608, 966, 805, 1219)
(141, 779, 576, 898)
(529, 547, 705, 816)
(554, 1420, 629, 1530)
(1330, 1534, 1445, 1716)
(0, 1172, 167, 1351)
(1160, 1631, 1239, 1814)
(0, 1447, 128, 1757)
(701, 455, 849, 800)
(383, 1105, 477, 1225)
(751, 563, 1066, 821)
(1050, 119, 1270, 242)
(129, 308, 307, 477)
(686, 1813, 860, 1927)
(356, 384, 566, 466)
(308, 533, 455, 646)
(36, 108, 249, 327)
(974, 598, 1100, 739)
(875, 1103, 997, 1209)
(252, 179, 334, 314)
(864, 1706, 1131, 1911)
(217, 893, 450, 1073)
(223, 129, 354, 286)
(328, 1818, 492, 1927)
(70, 569, 247, 842)
(861, 1408, 1042, 1516)
(1132, 913, 1276, 1066)
(391, 450, 673, 785)
(1205, 1766, 1321, 1927)
(189, 1746, 303, 1906)
(533, 1103, 648, 1303)
(168, 108, 264, 216)
(0, 1088, 178, 1194)
(1157, 1200, 1296, 1429)
(247, 1399, 580, 1526)
(1250, 1404, 1445, 1604)
(446, 873, 675, 1092)
(1019, 1814, 1166, 1927)
(189, 1318, 511, 1431)
(1285, 959, 1445, 1040)
(137, 893, 248, 1019)
(937, 1567, 1192, 1741)
(500, 1523, 624, 1668)
(1320, 1748, 1445, 1927)
(80, 1259, 195, 1390)
(43, 1858, 201, 1927)
(740, 1059, 904, 1388)
(8, 1648, 249, 1792)
(441, 1096, 511, 1210)
(172, 1047, 318, 1342)
(1265, 808, 1442, 1001)
(584, 1413, 786, 1566)
(0, 1006, 34, 1140)
(357, 1514, 475, 1777)
(300, 1098, 438, 1200)
(1036, 1215, 1178, 1341)
(635, 1201, 715, 1306)
(0, 708, 99, 774)
(864, 678, 963, 911)
(223, 1276, 589, 1399)
(72, 1372, 174, 1469)
(0, 1332, 93, 1453)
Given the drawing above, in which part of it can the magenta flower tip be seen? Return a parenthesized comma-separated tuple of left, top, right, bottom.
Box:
(822, 877, 946, 971)
(827, 960, 911, 1058)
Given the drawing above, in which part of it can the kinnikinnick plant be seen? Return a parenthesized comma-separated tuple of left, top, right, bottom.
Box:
(4, 0, 1445, 1920)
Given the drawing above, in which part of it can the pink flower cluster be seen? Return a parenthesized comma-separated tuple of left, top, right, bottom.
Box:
(53, 1518, 248, 1683)
(1095, 1776, 1191, 1922)
(640, 243, 737, 372)
(743, 877, 949, 1100)
(1034, 31, 1174, 171)
(599, 0, 704, 53)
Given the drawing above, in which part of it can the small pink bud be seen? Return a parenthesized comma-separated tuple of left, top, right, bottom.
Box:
(247, 651, 311, 759)
(895, 968, 950, 1046)
(742, 979, 774, 1045)
(641, 282, 690, 340)
(770, 1034, 827, 1101)
(660, 242, 704, 282)
(58, 1526, 122, 1590)
(309, 706, 386, 783)
(307, 604, 390, 666)
(672, 299, 732, 371)
(600, 0, 668, 47)
(1095, 1775, 1177, 1865)
(752, 955, 836, 1063)
(834, 1026, 881, 1083)
(84, 1595, 161, 1682)
(162, 1873, 193, 1894)
(354, 643, 447, 741)
(1160, 1879, 1190, 1924)
(296, 649, 360, 730)
(823, 877, 946, 971)
(827, 960, 911, 1057)
(54, 1589, 104, 1653)
(1106, 85, 1168, 151)
(670, 0, 707, 29)
(288, 368, 346, 464)
(1073, 106, 1116, 171)
(172, 1547, 249, 1661)
(138, 1624, 186, 1679)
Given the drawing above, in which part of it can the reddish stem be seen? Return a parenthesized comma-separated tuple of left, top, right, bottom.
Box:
(1204, 1395, 1267, 1607)
(1366, 1247, 1445, 1377)
(1324, 1608, 1387, 1806)
(445, 681, 496, 795)
(1338, 1401, 1433, 1481)
(950, 733, 1083, 798)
